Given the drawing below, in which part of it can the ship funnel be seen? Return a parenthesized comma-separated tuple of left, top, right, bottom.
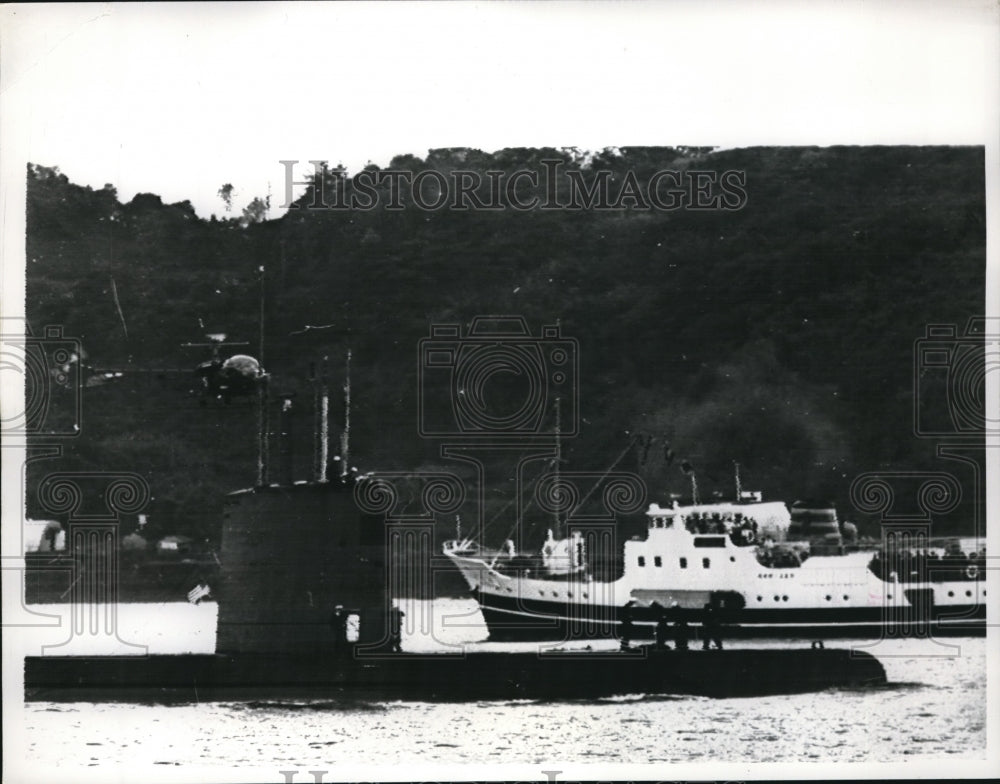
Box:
(789, 499, 843, 554)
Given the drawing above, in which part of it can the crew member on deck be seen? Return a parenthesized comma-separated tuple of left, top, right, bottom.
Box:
(620, 600, 636, 650)
(673, 613, 690, 650)
(654, 612, 670, 650)
(389, 605, 405, 652)
(330, 605, 348, 655)
(702, 602, 723, 650)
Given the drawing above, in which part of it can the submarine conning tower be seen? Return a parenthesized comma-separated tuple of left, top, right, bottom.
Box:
(216, 355, 393, 657)
(215, 477, 390, 656)
(216, 478, 389, 656)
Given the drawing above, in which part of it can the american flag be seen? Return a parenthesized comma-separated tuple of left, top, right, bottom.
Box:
(187, 584, 211, 604)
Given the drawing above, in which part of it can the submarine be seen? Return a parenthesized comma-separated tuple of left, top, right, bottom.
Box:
(24, 362, 887, 703)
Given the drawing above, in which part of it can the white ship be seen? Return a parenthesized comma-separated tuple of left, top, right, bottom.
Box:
(443, 494, 986, 640)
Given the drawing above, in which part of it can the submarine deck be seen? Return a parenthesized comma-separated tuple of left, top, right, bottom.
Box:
(25, 647, 887, 702)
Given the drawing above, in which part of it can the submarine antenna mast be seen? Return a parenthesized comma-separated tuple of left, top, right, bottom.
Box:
(258, 264, 265, 367)
(256, 264, 270, 487)
(340, 348, 351, 481)
(319, 367, 330, 483)
(553, 396, 562, 533)
(311, 360, 330, 483)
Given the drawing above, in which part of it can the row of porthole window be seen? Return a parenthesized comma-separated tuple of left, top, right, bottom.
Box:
(753, 590, 987, 603)
(515, 583, 986, 603)
(497, 585, 594, 600)
(535, 589, 590, 600)
(638, 556, 717, 568)
(503, 587, 986, 603)
(886, 589, 983, 600)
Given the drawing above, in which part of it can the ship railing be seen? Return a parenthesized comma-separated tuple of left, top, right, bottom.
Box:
(442, 538, 480, 555)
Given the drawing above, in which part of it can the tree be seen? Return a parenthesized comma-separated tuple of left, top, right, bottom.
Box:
(241, 194, 270, 226)
(218, 183, 235, 212)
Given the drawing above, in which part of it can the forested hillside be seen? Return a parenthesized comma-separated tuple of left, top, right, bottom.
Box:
(25, 146, 985, 546)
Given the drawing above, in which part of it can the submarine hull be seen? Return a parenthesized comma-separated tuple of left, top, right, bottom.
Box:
(25, 647, 886, 703)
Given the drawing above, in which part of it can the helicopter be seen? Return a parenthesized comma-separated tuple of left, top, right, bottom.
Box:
(44, 332, 264, 404)
(184, 333, 266, 404)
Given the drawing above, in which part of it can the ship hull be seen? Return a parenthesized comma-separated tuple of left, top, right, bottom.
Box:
(475, 588, 986, 641)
